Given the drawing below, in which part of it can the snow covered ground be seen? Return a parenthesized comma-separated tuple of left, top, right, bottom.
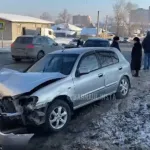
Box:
(27, 71, 150, 150)
(55, 38, 73, 45)
(0, 47, 10, 53)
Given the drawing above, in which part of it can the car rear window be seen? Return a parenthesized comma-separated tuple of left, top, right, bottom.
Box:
(15, 37, 33, 44)
(84, 40, 109, 47)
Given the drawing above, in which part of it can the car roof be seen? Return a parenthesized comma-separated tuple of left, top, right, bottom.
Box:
(17, 35, 45, 38)
(51, 47, 118, 55)
(17, 35, 35, 38)
(87, 37, 109, 42)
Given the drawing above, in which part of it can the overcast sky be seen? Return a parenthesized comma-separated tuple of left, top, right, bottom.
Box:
(0, 0, 149, 22)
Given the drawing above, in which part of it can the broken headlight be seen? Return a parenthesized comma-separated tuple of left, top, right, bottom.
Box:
(19, 96, 38, 111)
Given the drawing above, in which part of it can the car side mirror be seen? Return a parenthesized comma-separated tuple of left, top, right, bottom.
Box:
(53, 43, 58, 46)
(77, 67, 90, 77)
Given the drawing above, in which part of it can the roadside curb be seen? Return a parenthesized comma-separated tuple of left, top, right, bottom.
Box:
(0, 50, 10, 54)
(0, 52, 10, 54)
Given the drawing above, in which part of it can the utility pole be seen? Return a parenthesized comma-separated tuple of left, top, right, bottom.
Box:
(97, 11, 100, 37)
(105, 15, 108, 39)
(1, 31, 3, 48)
(105, 15, 108, 33)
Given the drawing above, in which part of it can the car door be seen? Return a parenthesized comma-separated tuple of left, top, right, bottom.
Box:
(96, 51, 120, 95)
(73, 52, 105, 108)
(46, 37, 61, 52)
(41, 37, 50, 54)
(33, 37, 43, 54)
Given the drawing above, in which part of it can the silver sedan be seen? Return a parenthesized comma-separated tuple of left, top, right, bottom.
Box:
(0, 47, 131, 133)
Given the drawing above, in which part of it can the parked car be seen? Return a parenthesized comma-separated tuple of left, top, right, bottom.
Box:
(11, 35, 62, 61)
(83, 38, 110, 47)
(0, 47, 131, 133)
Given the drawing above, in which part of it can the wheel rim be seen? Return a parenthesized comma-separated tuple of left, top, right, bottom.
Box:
(120, 79, 129, 96)
(49, 106, 68, 130)
(38, 52, 44, 60)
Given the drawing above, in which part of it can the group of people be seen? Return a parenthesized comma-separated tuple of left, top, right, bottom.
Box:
(111, 32, 150, 77)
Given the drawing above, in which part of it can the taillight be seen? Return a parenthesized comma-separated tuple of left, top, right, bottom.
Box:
(11, 43, 14, 48)
(26, 44, 34, 49)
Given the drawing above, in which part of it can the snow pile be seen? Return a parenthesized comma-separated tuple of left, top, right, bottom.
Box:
(27, 71, 150, 150)
(80, 27, 102, 36)
(55, 38, 73, 45)
(52, 23, 82, 32)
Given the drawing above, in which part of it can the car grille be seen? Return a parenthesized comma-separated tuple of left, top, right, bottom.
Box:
(0, 97, 16, 113)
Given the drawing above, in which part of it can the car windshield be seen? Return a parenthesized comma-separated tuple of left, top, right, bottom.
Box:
(84, 40, 109, 47)
(27, 54, 79, 75)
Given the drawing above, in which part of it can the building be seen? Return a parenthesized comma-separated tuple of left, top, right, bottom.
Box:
(73, 15, 92, 27)
(80, 27, 102, 40)
(0, 13, 52, 41)
(130, 7, 150, 25)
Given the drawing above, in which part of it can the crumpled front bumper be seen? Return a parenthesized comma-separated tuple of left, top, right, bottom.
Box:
(0, 97, 47, 127)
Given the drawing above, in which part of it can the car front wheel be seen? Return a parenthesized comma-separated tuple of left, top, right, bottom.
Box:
(45, 100, 71, 133)
(14, 58, 21, 62)
(37, 51, 45, 60)
(116, 76, 130, 99)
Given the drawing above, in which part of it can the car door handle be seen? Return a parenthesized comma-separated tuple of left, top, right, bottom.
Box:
(98, 73, 103, 78)
(119, 67, 123, 70)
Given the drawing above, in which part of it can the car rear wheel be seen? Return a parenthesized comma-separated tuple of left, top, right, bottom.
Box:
(116, 76, 130, 99)
(14, 58, 21, 62)
(44, 100, 71, 133)
(37, 51, 45, 60)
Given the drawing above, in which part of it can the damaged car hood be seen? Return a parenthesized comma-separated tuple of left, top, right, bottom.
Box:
(0, 68, 66, 97)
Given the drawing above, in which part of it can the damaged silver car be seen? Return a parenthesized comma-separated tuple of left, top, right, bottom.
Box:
(0, 47, 131, 133)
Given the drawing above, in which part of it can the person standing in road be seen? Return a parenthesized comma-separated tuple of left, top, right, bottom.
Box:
(131, 37, 142, 77)
(111, 36, 121, 51)
(142, 31, 150, 70)
(77, 38, 82, 47)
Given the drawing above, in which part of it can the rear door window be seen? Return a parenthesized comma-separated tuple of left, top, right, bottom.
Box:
(96, 51, 119, 68)
(15, 37, 33, 44)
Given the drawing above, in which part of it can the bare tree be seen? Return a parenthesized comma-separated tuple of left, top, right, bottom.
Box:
(107, 16, 115, 26)
(113, 0, 126, 35)
(113, 0, 138, 36)
(57, 9, 71, 24)
(123, 2, 138, 36)
(40, 12, 52, 21)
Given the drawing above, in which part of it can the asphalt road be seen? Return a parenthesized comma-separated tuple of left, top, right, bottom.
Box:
(0, 46, 133, 150)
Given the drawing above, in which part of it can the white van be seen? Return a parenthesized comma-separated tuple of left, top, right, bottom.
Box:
(25, 28, 56, 40)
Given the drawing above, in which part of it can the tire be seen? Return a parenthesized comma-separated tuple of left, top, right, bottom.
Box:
(37, 51, 45, 60)
(14, 58, 21, 62)
(116, 76, 130, 99)
(44, 100, 71, 133)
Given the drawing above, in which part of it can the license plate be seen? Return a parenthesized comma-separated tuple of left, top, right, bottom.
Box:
(17, 48, 24, 51)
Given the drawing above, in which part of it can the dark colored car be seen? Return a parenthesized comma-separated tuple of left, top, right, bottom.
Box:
(83, 38, 110, 47)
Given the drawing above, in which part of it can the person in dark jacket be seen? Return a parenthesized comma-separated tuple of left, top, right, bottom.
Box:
(131, 37, 142, 77)
(111, 36, 121, 51)
(77, 38, 82, 47)
(142, 31, 150, 70)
